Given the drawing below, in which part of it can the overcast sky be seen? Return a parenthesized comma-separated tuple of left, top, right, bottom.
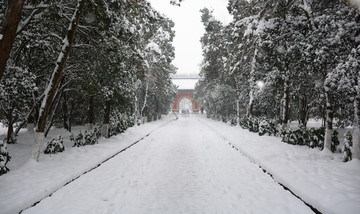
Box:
(148, 0, 232, 76)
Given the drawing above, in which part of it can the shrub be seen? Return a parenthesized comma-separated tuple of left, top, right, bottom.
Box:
(71, 131, 84, 147)
(342, 130, 353, 162)
(44, 135, 65, 154)
(109, 113, 134, 137)
(0, 139, 11, 176)
(84, 131, 98, 145)
(259, 119, 278, 136)
(240, 117, 260, 133)
(71, 129, 100, 147)
(281, 126, 325, 149)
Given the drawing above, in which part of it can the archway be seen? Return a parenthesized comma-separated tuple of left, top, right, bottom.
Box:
(179, 97, 193, 113)
(172, 89, 199, 113)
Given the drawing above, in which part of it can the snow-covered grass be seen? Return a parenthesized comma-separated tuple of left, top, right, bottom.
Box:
(201, 115, 360, 214)
(0, 115, 176, 214)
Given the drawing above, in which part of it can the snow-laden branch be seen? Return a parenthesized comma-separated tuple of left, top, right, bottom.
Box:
(16, 1, 49, 35)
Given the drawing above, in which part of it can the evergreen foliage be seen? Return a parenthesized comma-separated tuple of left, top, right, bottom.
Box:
(195, 0, 360, 157)
(0, 139, 11, 175)
(0, 0, 177, 163)
(44, 135, 65, 154)
(258, 119, 278, 136)
(109, 113, 134, 137)
(71, 129, 100, 147)
(280, 126, 326, 149)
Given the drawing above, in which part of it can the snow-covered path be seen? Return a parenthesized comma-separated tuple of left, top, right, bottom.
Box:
(23, 117, 313, 214)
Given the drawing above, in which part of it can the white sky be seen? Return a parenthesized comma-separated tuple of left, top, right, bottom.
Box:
(148, 0, 233, 76)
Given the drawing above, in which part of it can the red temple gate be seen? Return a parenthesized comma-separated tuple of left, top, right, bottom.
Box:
(172, 89, 199, 113)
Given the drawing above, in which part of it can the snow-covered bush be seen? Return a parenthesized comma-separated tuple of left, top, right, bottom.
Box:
(84, 131, 98, 145)
(241, 117, 260, 133)
(342, 130, 353, 162)
(109, 113, 134, 137)
(281, 127, 308, 145)
(71, 129, 100, 147)
(44, 135, 65, 154)
(0, 139, 11, 175)
(281, 126, 325, 149)
(309, 127, 325, 149)
(228, 116, 237, 126)
(331, 130, 340, 153)
(280, 126, 291, 143)
(258, 119, 278, 136)
(71, 131, 84, 147)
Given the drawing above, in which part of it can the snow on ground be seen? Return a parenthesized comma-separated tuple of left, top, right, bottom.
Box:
(0, 115, 176, 214)
(1, 114, 359, 214)
(23, 116, 312, 214)
(201, 116, 360, 214)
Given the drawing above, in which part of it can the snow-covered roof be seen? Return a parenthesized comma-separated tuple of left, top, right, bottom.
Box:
(172, 78, 198, 90)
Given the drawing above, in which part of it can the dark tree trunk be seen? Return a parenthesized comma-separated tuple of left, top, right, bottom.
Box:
(299, 96, 308, 127)
(247, 100, 254, 118)
(88, 95, 94, 126)
(62, 92, 69, 130)
(103, 100, 111, 124)
(68, 101, 74, 133)
(324, 88, 334, 151)
(282, 77, 290, 127)
(0, 0, 25, 80)
(102, 100, 111, 138)
(6, 109, 14, 144)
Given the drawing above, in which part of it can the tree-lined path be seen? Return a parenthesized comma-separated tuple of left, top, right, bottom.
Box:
(23, 116, 312, 214)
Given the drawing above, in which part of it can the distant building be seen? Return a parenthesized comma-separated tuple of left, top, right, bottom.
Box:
(171, 74, 199, 113)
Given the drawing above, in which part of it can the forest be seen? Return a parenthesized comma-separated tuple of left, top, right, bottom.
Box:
(195, 0, 360, 160)
(0, 0, 177, 174)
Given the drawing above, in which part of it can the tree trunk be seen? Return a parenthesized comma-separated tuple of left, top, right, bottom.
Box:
(352, 78, 360, 159)
(134, 93, 139, 126)
(45, 93, 63, 137)
(62, 91, 69, 130)
(0, 0, 25, 81)
(68, 101, 74, 132)
(324, 87, 334, 151)
(247, 49, 257, 118)
(102, 100, 111, 138)
(235, 79, 241, 126)
(247, 89, 254, 118)
(282, 75, 290, 127)
(299, 96, 308, 127)
(88, 95, 94, 130)
(141, 77, 149, 118)
(6, 109, 14, 144)
(33, 0, 86, 162)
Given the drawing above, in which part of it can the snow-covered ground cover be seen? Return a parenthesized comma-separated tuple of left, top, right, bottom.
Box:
(201, 116, 360, 214)
(0, 115, 176, 214)
(23, 116, 312, 214)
